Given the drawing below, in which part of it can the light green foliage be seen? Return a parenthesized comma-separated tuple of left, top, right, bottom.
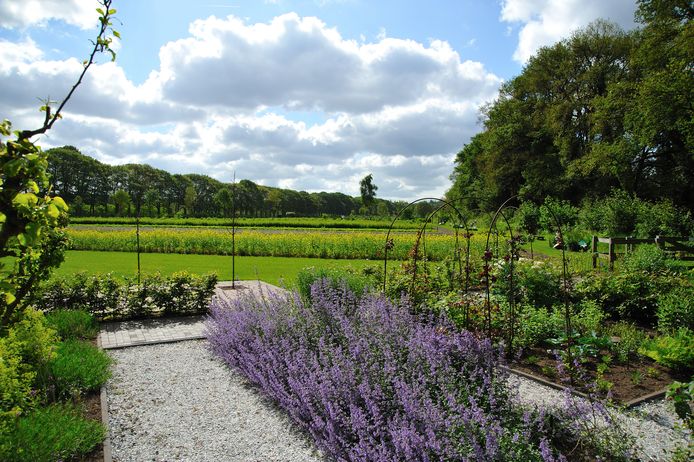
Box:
(45, 310, 99, 340)
(0, 2, 119, 328)
(0, 337, 35, 425)
(513, 304, 564, 350)
(657, 285, 694, 333)
(621, 244, 670, 274)
(0, 403, 104, 462)
(572, 300, 606, 335)
(5, 309, 57, 375)
(639, 328, 694, 372)
(666, 379, 693, 431)
(50, 340, 111, 399)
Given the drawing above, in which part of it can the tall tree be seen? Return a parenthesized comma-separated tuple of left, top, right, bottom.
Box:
(359, 174, 378, 210)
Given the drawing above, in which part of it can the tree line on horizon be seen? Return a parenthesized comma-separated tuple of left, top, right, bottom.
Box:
(447, 1, 692, 214)
(46, 146, 441, 219)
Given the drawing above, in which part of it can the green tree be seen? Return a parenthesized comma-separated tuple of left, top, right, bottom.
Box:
(359, 174, 378, 212)
(183, 186, 197, 218)
(0, 2, 119, 328)
(111, 190, 131, 217)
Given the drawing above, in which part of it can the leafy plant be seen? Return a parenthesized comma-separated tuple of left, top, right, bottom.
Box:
(37, 272, 217, 321)
(0, 403, 104, 462)
(657, 285, 694, 334)
(666, 380, 693, 431)
(0, 1, 119, 328)
(296, 266, 374, 302)
(45, 310, 98, 340)
(49, 340, 111, 399)
(639, 329, 694, 372)
(605, 322, 647, 363)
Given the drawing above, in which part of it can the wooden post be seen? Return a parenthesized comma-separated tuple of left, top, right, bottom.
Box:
(592, 235, 598, 268)
(608, 238, 615, 270)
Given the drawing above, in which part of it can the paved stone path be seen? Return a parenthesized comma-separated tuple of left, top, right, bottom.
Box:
(98, 280, 286, 349)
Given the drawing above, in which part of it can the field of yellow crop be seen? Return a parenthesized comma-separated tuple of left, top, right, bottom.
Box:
(67, 228, 489, 261)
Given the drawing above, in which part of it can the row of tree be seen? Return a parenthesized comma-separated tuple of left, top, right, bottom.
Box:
(448, 0, 693, 212)
(46, 146, 441, 219)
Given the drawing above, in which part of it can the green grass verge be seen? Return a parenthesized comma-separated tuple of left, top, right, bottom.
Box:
(55, 251, 382, 287)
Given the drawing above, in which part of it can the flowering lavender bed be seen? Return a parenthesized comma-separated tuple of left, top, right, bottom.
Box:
(207, 281, 602, 461)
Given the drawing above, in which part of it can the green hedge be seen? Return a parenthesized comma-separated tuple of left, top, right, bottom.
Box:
(36, 272, 218, 321)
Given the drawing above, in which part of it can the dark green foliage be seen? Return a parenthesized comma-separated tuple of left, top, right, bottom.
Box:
(657, 286, 694, 333)
(666, 379, 693, 431)
(447, 4, 694, 212)
(37, 271, 218, 321)
(579, 192, 692, 237)
(45, 310, 98, 340)
(0, 403, 104, 462)
(50, 340, 111, 399)
(639, 328, 694, 372)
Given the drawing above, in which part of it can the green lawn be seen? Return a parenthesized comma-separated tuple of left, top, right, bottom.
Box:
(55, 250, 381, 287)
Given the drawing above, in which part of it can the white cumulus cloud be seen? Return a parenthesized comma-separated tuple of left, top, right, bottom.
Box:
(0, 0, 101, 30)
(501, 0, 637, 63)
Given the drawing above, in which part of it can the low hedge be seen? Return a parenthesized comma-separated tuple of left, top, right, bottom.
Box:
(36, 272, 218, 321)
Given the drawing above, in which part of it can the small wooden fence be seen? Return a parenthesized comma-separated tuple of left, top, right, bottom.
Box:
(591, 235, 694, 269)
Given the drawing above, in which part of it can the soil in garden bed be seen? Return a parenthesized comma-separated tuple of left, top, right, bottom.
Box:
(81, 390, 104, 462)
(512, 347, 689, 404)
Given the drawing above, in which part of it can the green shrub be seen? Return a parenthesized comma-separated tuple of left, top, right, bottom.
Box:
(635, 199, 692, 238)
(296, 266, 374, 302)
(49, 340, 111, 399)
(639, 329, 694, 372)
(621, 245, 670, 274)
(516, 260, 561, 309)
(657, 286, 694, 334)
(45, 310, 98, 340)
(572, 300, 606, 335)
(514, 304, 564, 350)
(540, 197, 578, 231)
(0, 339, 35, 426)
(37, 271, 218, 321)
(605, 322, 648, 363)
(0, 403, 104, 462)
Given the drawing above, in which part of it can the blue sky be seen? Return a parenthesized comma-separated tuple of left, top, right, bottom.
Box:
(0, 0, 637, 200)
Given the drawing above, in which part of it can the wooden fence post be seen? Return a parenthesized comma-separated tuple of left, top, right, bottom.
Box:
(608, 238, 615, 270)
(592, 235, 598, 268)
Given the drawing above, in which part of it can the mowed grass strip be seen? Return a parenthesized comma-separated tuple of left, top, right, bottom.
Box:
(66, 228, 474, 260)
(55, 251, 380, 287)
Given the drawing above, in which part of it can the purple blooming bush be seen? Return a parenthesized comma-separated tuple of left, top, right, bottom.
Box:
(207, 280, 572, 461)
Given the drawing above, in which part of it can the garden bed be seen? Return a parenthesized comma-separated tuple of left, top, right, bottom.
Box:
(511, 348, 688, 405)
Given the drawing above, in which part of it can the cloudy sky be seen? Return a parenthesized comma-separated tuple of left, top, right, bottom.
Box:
(0, 0, 637, 200)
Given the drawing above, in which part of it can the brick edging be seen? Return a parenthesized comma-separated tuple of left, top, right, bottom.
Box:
(100, 385, 113, 462)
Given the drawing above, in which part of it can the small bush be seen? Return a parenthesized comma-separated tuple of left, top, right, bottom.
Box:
(50, 340, 111, 399)
(605, 322, 648, 363)
(0, 403, 104, 462)
(540, 197, 578, 232)
(514, 304, 564, 350)
(657, 286, 694, 334)
(45, 310, 98, 340)
(639, 329, 694, 372)
(0, 339, 35, 426)
(621, 245, 670, 274)
(572, 300, 606, 335)
(517, 260, 562, 309)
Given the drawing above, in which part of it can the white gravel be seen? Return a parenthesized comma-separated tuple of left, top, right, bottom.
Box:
(105, 338, 690, 462)
(105, 340, 326, 462)
(510, 374, 692, 461)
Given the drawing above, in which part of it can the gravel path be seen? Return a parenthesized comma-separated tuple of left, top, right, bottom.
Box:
(105, 340, 326, 462)
(511, 374, 691, 461)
